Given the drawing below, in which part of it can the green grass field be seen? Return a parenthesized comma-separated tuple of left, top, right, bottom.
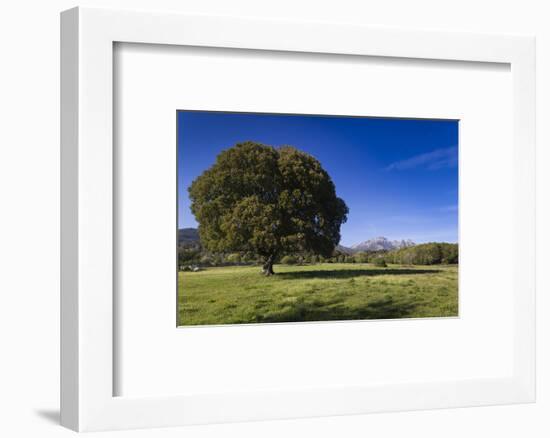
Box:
(177, 263, 458, 326)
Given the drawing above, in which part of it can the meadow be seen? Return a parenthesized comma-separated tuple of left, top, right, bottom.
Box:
(177, 263, 458, 326)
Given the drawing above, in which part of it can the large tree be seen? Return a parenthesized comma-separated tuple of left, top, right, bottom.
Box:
(189, 142, 348, 275)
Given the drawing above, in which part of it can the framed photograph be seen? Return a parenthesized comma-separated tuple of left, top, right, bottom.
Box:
(61, 7, 536, 432)
(176, 111, 459, 326)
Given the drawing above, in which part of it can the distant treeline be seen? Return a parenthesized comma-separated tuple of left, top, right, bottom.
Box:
(383, 242, 458, 265)
(178, 241, 458, 269)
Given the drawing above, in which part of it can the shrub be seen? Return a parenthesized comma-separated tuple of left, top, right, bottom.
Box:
(226, 253, 241, 264)
(280, 255, 298, 265)
(372, 257, 387, 267)
(200, 255, 213, 266)
(212, 254, 225, 265)
(354, 252, 369, 263)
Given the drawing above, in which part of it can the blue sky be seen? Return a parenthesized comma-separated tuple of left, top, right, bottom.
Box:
(177, 111, 458, 246)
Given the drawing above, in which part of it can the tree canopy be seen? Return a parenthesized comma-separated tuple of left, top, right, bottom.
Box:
(188, 141, 348, 275)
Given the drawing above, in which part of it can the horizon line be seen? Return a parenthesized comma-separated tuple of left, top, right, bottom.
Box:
(178, 227, 457, 247)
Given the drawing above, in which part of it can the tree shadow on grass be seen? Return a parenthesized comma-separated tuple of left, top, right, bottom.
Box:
(277, 268, 441, 280)
(257, 294, 418, 323)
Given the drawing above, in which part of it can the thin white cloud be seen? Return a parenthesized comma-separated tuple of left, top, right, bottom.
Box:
(385, 146, 458, 171)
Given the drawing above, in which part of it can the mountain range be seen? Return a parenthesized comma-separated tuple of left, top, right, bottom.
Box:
(178, 228, 200, 247)
(349, 237, 415, 252)
(178, 228, 415, 253)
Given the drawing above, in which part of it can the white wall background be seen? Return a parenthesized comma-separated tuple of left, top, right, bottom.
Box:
(0, 1, 548, 437)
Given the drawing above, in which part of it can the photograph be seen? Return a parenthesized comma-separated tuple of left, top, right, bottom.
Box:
(177, 110, 459, 326)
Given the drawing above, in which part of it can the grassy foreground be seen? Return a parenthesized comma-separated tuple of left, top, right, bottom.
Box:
(178, 263, 458, 326)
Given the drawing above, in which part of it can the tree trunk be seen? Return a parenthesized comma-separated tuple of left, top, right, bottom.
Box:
(262, 253, 276, 276)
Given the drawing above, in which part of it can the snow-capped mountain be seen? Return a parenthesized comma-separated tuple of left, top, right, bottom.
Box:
(350, 237, 415, 252)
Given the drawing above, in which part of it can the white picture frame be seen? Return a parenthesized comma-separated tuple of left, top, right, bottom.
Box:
(60, 7, 536, 432)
